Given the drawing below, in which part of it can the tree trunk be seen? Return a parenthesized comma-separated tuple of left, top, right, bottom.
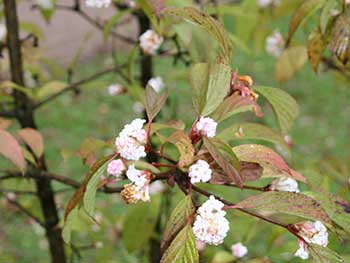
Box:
(3, 1, 66, 262)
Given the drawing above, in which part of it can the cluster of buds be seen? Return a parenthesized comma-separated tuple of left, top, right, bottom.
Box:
(121, 165, 152, 204)
(229, 72, 259, 101)
(115, 119, 147, 161)
(193, 196, 230, 245)
(188, 160, 212, 184)
(231, 242, 248, 258)
(294, 221, 329, 260)
(265, 31, 285, 57)
(85, 0, 111, 8)
(270, 177, 300, 193)
(139, 29, 163, 55)
(107, 159, 125, 178)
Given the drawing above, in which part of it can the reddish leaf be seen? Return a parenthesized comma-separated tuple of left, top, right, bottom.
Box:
(17, 128, 44, 158)
(76, 137, 107, 166)
(233, 144, 307, 183)
(0, 130, 26, 173)
(145, 86, 168, 122)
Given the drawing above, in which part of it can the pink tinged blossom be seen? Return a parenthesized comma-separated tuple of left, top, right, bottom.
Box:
(107, 159, 125, 178)
(147, 76, 165, 93)
(122, 165, 151, 203)
(108, 84, 123, 96)
(139, 29, 163, 55)
(265, 30, 285, 57)
(193, 196, 229, 245)
(115, 119, 147, 161)
(231, 242, 248, 258)
(195, 117, 217, 138)
(85, 0, 111, 8)
(196, 240, 206, 252)
(188, 160, 212, 184)
(270, 177, 300, 193)
(295, 240, 309, 260)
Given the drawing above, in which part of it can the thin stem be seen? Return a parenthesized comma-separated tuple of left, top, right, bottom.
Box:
(222, 183, 268, 192)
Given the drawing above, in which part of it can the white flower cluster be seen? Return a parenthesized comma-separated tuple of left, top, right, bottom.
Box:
(108, 84, 123, 96)
(188, 160, 212, 184)
(195, 117, 217, 138)
(85, 0, 111, 8)
(270, 177, 300, 193)
(257, 0, 280, 8)
(147, 76, 165, 93)
(115, 119, 147, 160)
(231, 242, 248, 258)
(265, 31, 285, 57)
(139, 29, 163, 55)
(123, 164, 150, 202)
(193, 196, 229, 245)
(0, 23, 7, 41)
(36, 0, 54, 9)
(107, 159, 125, 178)
(295, 221, 329, 260)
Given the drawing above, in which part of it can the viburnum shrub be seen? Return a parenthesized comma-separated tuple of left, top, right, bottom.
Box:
(61, 6, 347, 262)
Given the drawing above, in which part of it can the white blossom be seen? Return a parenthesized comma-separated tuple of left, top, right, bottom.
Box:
(295, 240, 309, 260)
(257, 0, 280, 8)
(270, 177, 300, 193)
(133, 102, 145, 114)
(126, 165, 148, 187)
(0, 23, 7, 41)
(139, 29, 163, 55)
(231, 242, 248, 258)
(36, 0, 54, 9)
(108, 84, 123, 96)
(85, 0, 111, 8)
(188, 160, 212, 184)
(147, 76, 165, 93)
(193, 196, 229, 245)
(115, 119, 147, 160)
(195, 117, 217, 138)
(107, 159, 125, 177)
(265, 30, 285, 57)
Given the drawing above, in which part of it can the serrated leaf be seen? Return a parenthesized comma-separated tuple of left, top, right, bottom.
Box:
(17, 128, 44, 158)
(235, 192, 332, 225)
(144, 86, 168, 122)
(123, 195, 161, 252)
(163, 6, 233, 63)
(331, 10, 350, 65)
(161, 195, 195, 253)
(203, 137, 242, 187)
(167, 131, 194, 167)
(232, 144, 307, 182)
(161, 225, 199, 263)
(189, 63, 209, 114)
(275, 46, 308, 83)
(211, 93, 263, 122)
(256, 86, 299, 134)
(64, 155, 114, 220)
(309, 244, 345, 263)
(287, 0, 325, 44)
(202, 59, 231, 116)
(218, 123, 290, 156)
(0, 130, 26, 174)
(307, 31, 327, 72)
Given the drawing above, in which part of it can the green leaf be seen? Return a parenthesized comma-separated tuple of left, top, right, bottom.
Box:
(218, 123, 290, 156)
(232, 144, 306, 182)
(275, 46, 308, 83)
(144, 86, 168, 122)
(256, 86, 299, 134)
(103, 10, 130, 41)
(211, 94, 263, 122)
(163, 6, 233, 63)
(0, 81, 34, 98)
(62, 206, 79, 244)
(160, 225, 199, 263)
(123, 195, 161, 252)
(161, 195, 195, 253)
(307, 31, 327, 72)
(320, 0, 338, 34)
(83, 156, 114, 216)
(20, 22, 45, 39)
(36, 81, 67, 100)
(202, 59, 231, 116)
(166, 131, 194, 168)
(17, 128, 44, 158)
(309, 244, 345, 263)
(235, 192, 332, 225)
(189, 63, 209, 114)
(0, 130, 26, 174)
(203, 137, 242, 187)
(287, 0, 325, 44)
